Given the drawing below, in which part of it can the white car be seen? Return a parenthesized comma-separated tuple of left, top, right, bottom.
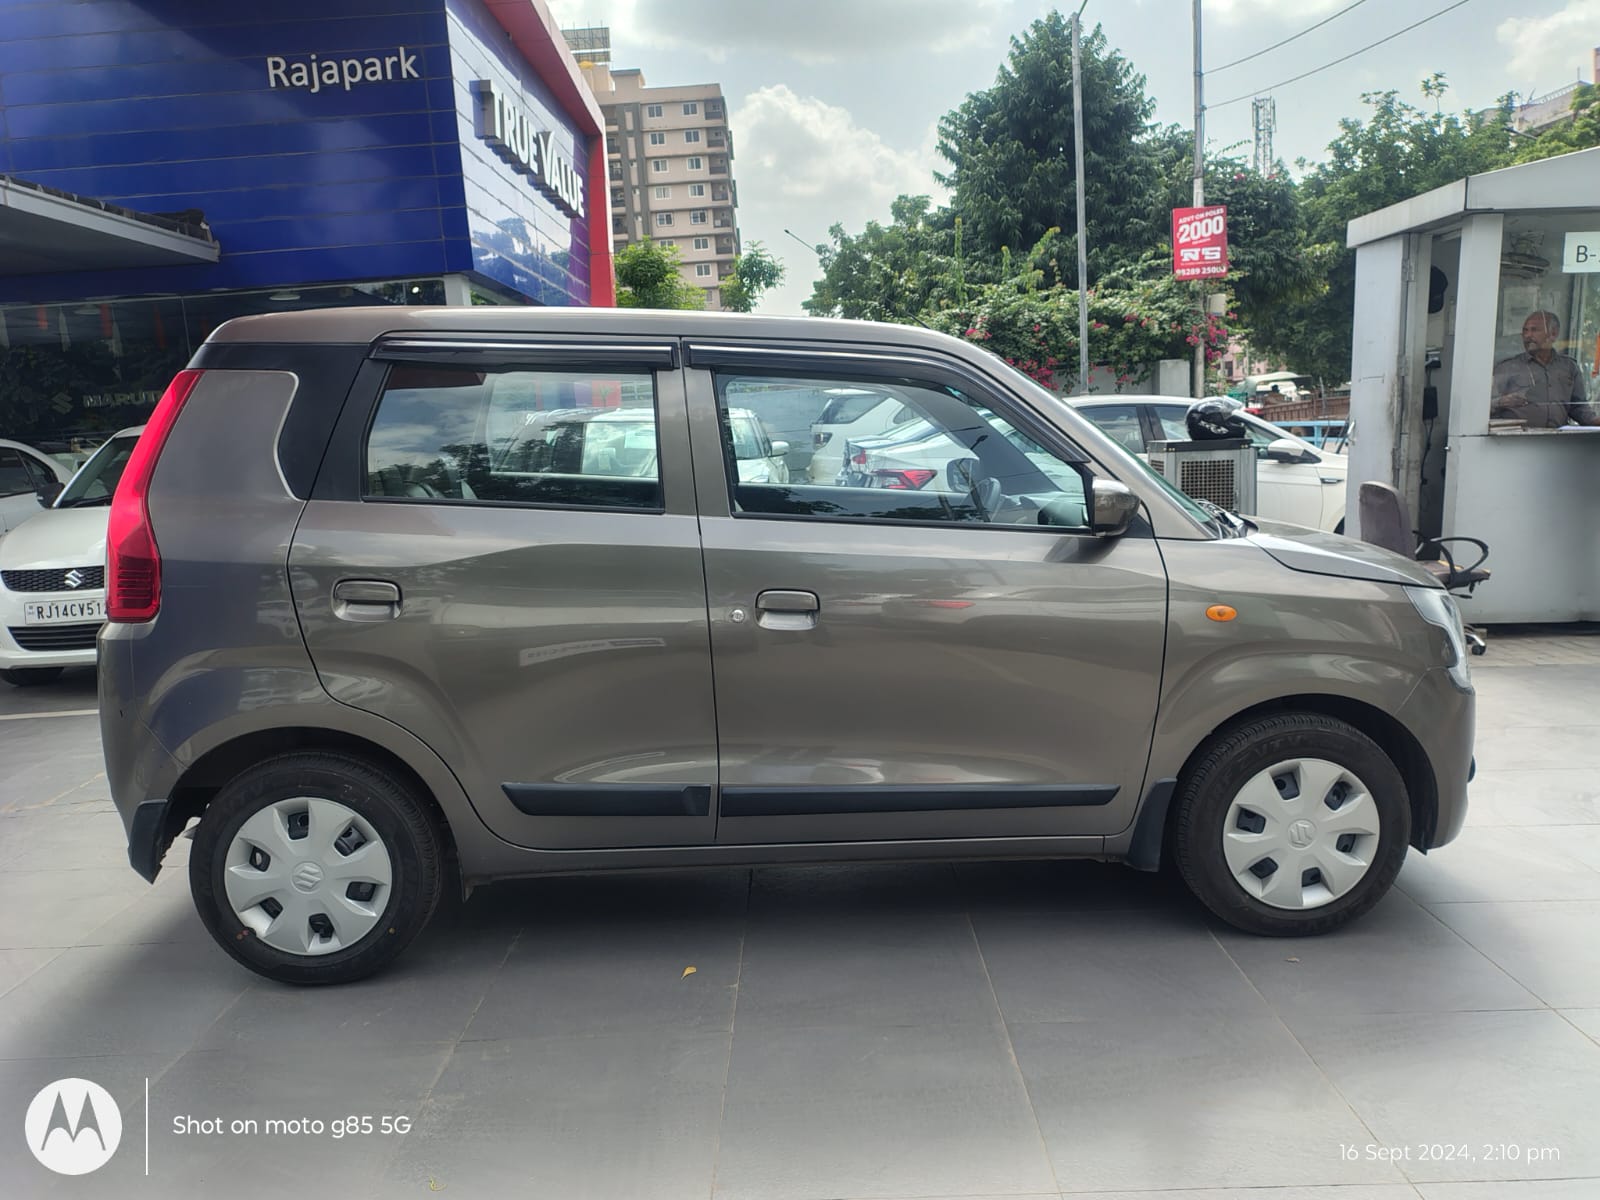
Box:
(727, 407, 790, 484)
(0, 426, 141, 686)
(1073, 397, 1349, 533)
(808, 391, 918, 482)
(842, 411, 1083, 496)
(0, 438, 75, 536)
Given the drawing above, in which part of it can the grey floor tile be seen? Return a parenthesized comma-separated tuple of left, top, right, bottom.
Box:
(734, 910, 999, 1032)
(956, 858, 1191, 915)
(1427, 901, 1600, 1009)
(1296, 1009, 1600, 1182)
(1464, 770, 1600, 827)
(193, 918, 516, 1053)
(713, 1021, 1056, 1200)
(143, 1041, 455, 1198)
(384, 1030, 729, 1199)
(0, 941, 247, 1059)
(1065, 1189, 1420, 1199)
(1012, 1015, 1404, 1192)
(1561, 1008, 1600, 1044)
(0, 945, 62, 998)
(1215, 890, 1539, 1024)
(1417, 1182, 1600, 1199)
(1472, 726, 1600, 773)
(750, 861, 967, 915)
(0, 865, 148, 949)
(1526, 825, 1600, 872)
(1396, 825, 1600, 904)
(976, 907, 1269, 1024)
(464, 909, 743, 1041)
(80, 875, 212, 949)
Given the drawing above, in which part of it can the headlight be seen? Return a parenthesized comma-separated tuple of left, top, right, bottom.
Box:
(1408, 586, 1471, 690)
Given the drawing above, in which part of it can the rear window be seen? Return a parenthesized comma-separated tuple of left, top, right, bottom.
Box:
(817, 394, 888, 425)
(364, 364, 663, 511)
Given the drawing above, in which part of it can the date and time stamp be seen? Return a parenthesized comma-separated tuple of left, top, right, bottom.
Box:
(1340, 1142, 1564, 1166)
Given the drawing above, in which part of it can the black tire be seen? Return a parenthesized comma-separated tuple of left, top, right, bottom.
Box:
(190, 752, 443, 985)
(1173, 713, 1410, 936)
(1, 667, 65, 687)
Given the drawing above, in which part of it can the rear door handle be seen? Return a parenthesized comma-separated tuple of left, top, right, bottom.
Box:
(755, 589, 819, 631)
(332, 579, 401, 622)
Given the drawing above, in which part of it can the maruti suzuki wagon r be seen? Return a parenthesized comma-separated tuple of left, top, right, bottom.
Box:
(98, 309, 1474, 985)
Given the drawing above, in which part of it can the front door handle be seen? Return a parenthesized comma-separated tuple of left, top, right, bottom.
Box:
(332, 579, 401, 622)
(755, 589, 819, 631)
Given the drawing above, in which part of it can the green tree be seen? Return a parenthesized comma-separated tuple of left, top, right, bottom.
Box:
(1514, 83, 1600, 163)
(1256, 83, 1514, 381)
(803, 195, 958, 320)
(934, 13, 1162, 278)
(613, 241, 705, 310)
(719, 241, 787, 313)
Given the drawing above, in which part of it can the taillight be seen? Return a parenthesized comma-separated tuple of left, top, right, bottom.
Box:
(106, 369, 203, 623)
(850, 447, 867, 465)
(872, 468, 936, 490)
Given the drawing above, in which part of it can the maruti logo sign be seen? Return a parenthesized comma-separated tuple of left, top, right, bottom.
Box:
(266, 47, 421, 94)
(474, 81, 587, 220)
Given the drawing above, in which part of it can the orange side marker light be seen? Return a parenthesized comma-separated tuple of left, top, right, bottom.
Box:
(1206, 604, 1237, 622)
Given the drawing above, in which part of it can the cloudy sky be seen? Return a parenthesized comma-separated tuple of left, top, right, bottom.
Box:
(546, 0, 1600, 315)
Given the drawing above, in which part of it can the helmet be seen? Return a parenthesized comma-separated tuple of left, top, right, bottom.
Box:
(1185, 398, 1246, 441)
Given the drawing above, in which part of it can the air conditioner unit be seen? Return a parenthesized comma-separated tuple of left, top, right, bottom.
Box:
(1148, 438, 1257, 515)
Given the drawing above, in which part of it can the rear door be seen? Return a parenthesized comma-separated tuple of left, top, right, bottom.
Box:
(290, 337, 719, 850)
(685, 343, 1169, 847)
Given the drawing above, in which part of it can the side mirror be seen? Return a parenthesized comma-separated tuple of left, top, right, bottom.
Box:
(35, 480, 64, 508)
(769, 440, 790, 458)
(1090, 479, 1140, 538)
(946, 457, 981, 493)
(1266, 438, 1315, 464)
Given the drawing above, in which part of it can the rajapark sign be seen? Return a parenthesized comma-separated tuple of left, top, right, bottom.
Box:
(474, 81, 587, 220)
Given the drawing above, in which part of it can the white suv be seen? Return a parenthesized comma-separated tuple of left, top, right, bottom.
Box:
(0, 427, 140, 686)
(808, 391, 918, 482)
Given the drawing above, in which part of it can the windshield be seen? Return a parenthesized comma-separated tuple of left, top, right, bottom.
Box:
(55, 432, 139, 508)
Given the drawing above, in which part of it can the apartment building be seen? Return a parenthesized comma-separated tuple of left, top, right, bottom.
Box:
(565, 30, 740, 309)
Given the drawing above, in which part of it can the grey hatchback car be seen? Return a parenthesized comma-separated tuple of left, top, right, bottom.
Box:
(99, 309, 1474, 985)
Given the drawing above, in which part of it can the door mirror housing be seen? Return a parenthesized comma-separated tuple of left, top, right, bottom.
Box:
(1090, 479, 1140, 538)
(769, 440, 790, 458)
(946, 457, 981, 494)
(1266, 438, 1316, 465)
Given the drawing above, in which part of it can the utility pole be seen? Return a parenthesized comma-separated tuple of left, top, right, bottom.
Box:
(1192, 0, 1206, 399)
(1071, 6, 1090, 393)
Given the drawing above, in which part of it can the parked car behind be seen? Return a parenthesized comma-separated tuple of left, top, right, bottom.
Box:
(100, 310, 1472, 985)
(0, 437, 74, 537)
(1074, 397, 1350, 533)
(0, 427, 140, 685)
(808, 390, 918, 482)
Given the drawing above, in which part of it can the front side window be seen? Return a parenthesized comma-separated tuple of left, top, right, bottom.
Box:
(712, 371, 1092, 529)
(1152, 406, 1190, 444)
(364, 365, 662, 511)
(0, 449, 30, 498)
(1080, 405, 1149, 454)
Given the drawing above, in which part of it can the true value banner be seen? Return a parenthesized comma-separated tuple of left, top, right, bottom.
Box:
(1172, 205, 1229, 280)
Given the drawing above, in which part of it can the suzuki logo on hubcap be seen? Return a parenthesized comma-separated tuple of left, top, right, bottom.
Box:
(291, 862, 324, 892)
(1287, 819, 1318, 848)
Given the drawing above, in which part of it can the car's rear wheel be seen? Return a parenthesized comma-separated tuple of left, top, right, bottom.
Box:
(190, 752, 443, 985)
(1173, 713, 1409, 935)
(1, 667, 65, 687)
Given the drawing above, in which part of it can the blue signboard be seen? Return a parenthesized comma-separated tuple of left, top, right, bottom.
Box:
(0, 0, 592, 305)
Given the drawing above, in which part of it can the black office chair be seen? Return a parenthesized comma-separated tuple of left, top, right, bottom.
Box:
(1358, 481, 1489, 655)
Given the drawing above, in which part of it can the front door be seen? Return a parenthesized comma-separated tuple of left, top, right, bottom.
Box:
(290, 340, 719, 850)
(684, 344, 1169, 845)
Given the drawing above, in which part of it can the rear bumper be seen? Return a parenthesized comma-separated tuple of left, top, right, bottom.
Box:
(1397, 667, 1475, 850)
(99, 630, 184, 882)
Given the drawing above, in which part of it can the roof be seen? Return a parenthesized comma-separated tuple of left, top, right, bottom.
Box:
(0, 175, 219, 276)
(1346, 147, 1600, 248)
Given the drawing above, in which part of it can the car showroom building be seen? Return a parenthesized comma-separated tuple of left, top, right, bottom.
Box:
(0, 0, 611, 458)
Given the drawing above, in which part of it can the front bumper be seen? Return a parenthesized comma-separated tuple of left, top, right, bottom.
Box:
(1397, 666, 1475, 849)
(0, 587, 105, 669)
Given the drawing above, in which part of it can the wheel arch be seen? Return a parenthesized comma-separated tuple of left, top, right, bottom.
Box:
(1159, 693, 1438, 863)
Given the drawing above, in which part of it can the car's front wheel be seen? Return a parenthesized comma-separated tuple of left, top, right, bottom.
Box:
(190, 753, 443, 985)
(1, 667, 65, 687)
(1173, 713, 1410, 935)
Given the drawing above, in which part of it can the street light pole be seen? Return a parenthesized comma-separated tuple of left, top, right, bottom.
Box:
(1192, 0, 1206, 399)
(1071, 8, 1090, 394)
(783, 228, 822, 258)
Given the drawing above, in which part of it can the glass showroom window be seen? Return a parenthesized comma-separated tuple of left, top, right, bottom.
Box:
(1490, 214, 1600, 431)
